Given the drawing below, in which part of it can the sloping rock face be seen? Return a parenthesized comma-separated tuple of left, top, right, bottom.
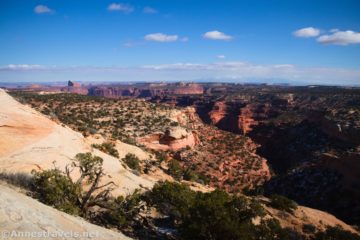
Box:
(0, 89, 153, 196)
(138, 127, 197, 151)
(0, 184, 131, 240)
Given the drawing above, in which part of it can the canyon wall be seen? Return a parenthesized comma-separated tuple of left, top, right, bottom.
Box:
(88, 83, 204, 98)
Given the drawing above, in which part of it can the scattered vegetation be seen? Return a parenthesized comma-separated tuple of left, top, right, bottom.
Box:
(10, 92, 181, 144)
(92, 142, 119, 158)
(313, 225, 360, 240)
(3, 163, 359, 239)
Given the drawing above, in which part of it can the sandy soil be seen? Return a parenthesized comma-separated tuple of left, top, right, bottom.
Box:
(0, 183, 131, 240)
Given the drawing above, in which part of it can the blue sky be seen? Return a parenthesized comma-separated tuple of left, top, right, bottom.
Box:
(1, 0, 360, 85)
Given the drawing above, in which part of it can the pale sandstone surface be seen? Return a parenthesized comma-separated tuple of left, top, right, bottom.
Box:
(0, 183, 131, 240)
(0, 89, 154, 196)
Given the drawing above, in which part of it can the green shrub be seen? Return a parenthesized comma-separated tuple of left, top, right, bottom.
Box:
(303, 223, 316, 234)
(92, 142, 119, 158)
(32, 168, 80, 214)
(122, 153, 141, 171)
(147, 181, 196, 220)
(183, 168, 198, 182)
(254, 219, 303, 240)
(269, 194, 298, 213)
(155, 151, 166, 163)
(146, 181, 302, 239)
(313, 225, 360, 240)
(180, 190, 265, 240)
(99, 189, 143, 228)
(167, 159, 183, 180)
(32, 153, 115, 217)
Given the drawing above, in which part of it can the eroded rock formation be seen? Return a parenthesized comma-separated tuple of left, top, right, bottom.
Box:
(138, 127, 197, 151)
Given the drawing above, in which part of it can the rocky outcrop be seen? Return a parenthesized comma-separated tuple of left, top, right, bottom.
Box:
(61, 81, 88, 95)
(67, 80, 81, 88)
(172, 83, 204, 95)
(138, 127, 197, 151)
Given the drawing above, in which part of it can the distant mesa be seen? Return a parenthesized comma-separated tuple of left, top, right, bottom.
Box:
(68, 80, 81, 88)
(62, 80, 88, 95)
(87, 82, 204, 98)
(29, 84, 43, 89)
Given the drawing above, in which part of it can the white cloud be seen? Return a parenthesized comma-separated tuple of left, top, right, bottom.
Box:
(293, 27, 320, 38)
(143, 7, 158, 14)
(317, 30, 360, 45)
(34, 5, 53, 14)
(107, 3, 134, 13)
(203, 30, 233, 40)
(217, 55, 226, 59)
(144, 33, 178, 42)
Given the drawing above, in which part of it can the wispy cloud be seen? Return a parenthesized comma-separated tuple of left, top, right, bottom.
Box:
(143, 7, 158, 14)
(317, 30, 360, 45)
(107, 3, 134, 13)
(141, 61, 360, 85)
(1, 64, 46, 71)
(217, 55, 226, 59)
(34, 5, 54, 14)
(122, 40, 145, 48)
(293, 27, 320, 38)
(144, 33, 178, 42)
(2, 62, 360, 86)
(203, 30, 233, 41)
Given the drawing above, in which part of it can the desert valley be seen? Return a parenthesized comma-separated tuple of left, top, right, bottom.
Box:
(0, 82, 359, 239)
(1, 1, 360, 239)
